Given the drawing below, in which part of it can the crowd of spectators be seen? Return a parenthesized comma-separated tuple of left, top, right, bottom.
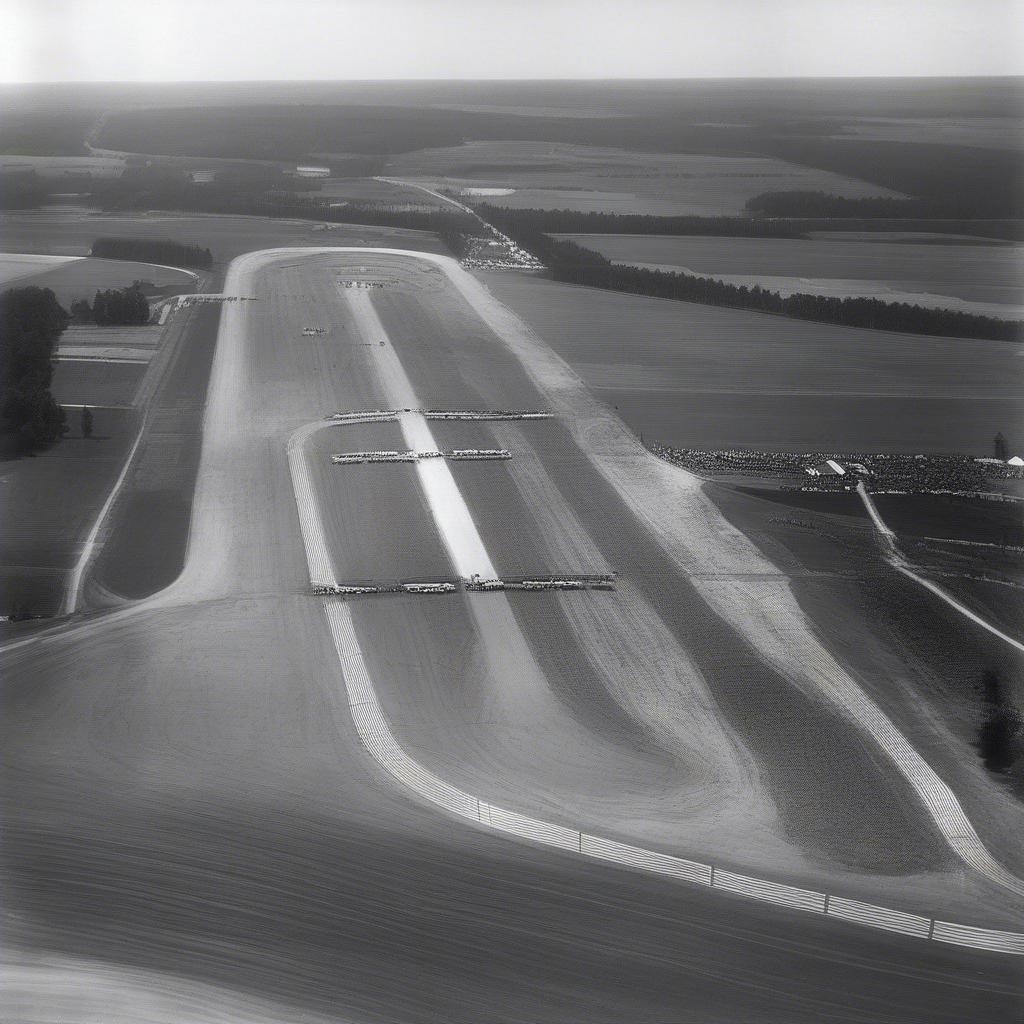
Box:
(650, 443, 1024, 494)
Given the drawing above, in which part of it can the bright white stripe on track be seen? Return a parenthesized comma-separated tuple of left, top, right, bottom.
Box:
(344, 288, 497, 580)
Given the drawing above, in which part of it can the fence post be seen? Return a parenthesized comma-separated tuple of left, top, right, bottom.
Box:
(824, 894, 831, 914)
(928, 919, 936, 940)
(709, 864, 716, 887)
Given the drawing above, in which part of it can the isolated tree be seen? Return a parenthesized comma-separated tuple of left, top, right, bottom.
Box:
(81, 405, 93, 439)
(0, 285, 69, 450)
(977, 669, 1022, 773)
(994, 432, 1009, 461)
(69, 298, 93, 322)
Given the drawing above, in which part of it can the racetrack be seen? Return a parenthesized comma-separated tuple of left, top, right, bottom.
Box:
(3, 246, 1023, 1022)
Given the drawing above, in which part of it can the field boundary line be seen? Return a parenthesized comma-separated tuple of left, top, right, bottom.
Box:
(61, 416, 146, 616)
(856, 482, 1024, 655)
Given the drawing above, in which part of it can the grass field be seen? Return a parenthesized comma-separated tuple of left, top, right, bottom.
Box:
(50, 359, 146, 407)
(706, 479, 1024, 818)
(0, 406, 137, 616)
(874, 494, 1024, 547)
(837, 116, 1024, 151)
(479, 271, 1023, 455)
(305, 177, 448, 208)
(0, 154, 126, 177)
(0, 253, 82, 287)
(15, 256, 197, 308)
(0, 211, 448, 265)
(552, 234, 1024, 316)
(386, 141, 904, 216)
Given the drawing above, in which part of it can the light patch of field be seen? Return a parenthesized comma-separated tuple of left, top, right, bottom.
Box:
(387, 140, 906, 216)
(837, 117, 1024, 151)
(0, 154, 126, 177)
(0, 211, 450, 264)
(553, 234, 1024, 316)
(0, 252, 83, 287)
(303, 176, 448, 208)
(57, 323, 162, 358)
(479, 271, 1024, 455)
(20, 256, 197, 308)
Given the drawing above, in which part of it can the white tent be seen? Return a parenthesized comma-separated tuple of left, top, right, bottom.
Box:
(1008, 455, 1024, 467)
(806, 459, 846, 477)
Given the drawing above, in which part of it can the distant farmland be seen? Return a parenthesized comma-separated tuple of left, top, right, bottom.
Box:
(551, 234, 1024, 317)
(387, 141, 904, 216)
(480, 272, 1023, 455)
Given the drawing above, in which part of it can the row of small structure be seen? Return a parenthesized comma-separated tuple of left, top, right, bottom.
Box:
(328, 409, 553, 423)
(331, 449, 512, 464)
(313, 574, 616, 596)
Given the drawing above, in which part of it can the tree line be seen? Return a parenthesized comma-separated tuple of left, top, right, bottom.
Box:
(92, 236, 213, 269)
(745, 191, 974, 219)
(1, 286, 69, 450)
(484, 213, 1024, 343)
(473, 204, 806, 238)
(71, 284, 150, 325)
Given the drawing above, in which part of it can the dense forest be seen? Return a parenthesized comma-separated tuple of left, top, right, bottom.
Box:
(472, 205, 806, 238)
(0, 286, 69, 450)
(89, 171, 479, 233)
(749, 137, 1024, 219)
(70, 284, 150, 325)
(92, 236, 213, 269)
(484, 214, 1024, 342)
(746, 191, 979, 219)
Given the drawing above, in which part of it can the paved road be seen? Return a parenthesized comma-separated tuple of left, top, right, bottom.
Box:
(3, 249, 1021, 1022)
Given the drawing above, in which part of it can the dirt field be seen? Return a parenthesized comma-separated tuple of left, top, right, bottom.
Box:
(4, 246, 1023, 1022)
(339, 255, 1024, 897)
(553, 234, 1024, 316)
(478, 271, 1023, 455)
(386, 141, 904, 216)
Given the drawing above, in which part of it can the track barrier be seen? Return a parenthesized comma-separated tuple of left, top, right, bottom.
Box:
(321, 593, 1024, 956)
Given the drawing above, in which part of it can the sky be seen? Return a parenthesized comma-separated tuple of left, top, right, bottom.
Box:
(3, 0, 1022, 83)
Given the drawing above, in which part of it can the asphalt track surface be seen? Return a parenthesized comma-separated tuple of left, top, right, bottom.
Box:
(3, 248, 1023, 1022)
